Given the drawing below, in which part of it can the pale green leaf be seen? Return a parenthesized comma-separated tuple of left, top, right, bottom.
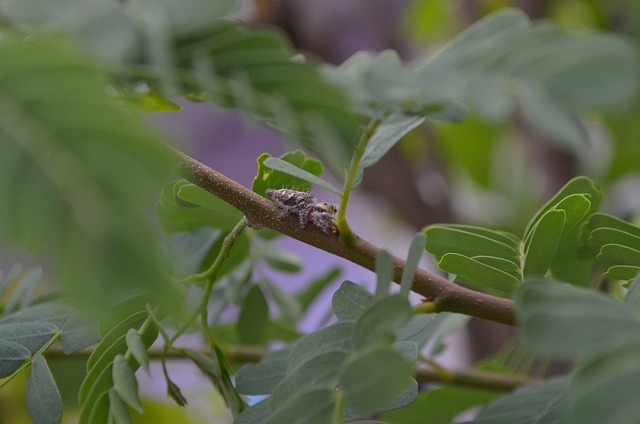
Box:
(112, 355, 143, 413)
(270, 350, 346, 408)
(264, 389, 334, 424)
(374, 250, 393, 299)
(568, 344, 640, 424)
(108, 389, 133, 424)
(235, 347, 292, 395)
(361, 114, 425, 168)
(515, 280, 640, 358)
(0, 321, 58, 354)
(401, 233, 426, 296)
(60, 311, 101, 354)
(262, 157, 341, 194)
(0, 339, 31, 378)
(354, 295, 412, 349)
(331, 280, 374, 321)
(466, 378, 568, 424)
(27, 355, 62, 424)
(340, 347, 412, 415)
(125, 329, 149, 375)
(288, 322, 354, 372)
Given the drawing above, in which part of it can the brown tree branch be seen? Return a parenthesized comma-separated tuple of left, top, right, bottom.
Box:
(168, 145, 515, 325)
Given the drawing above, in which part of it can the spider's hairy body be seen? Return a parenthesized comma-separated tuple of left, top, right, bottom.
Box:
(266, 188, 338, 234)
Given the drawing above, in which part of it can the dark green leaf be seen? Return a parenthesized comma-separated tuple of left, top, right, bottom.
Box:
(177, 183, 243, 224)
(515, 280, 640, 358)
(374, 250, 393, 299)
(354, 295, 412, 348)
(424, 225, 520, 263)
(465, 378, 568, 424)
(361, 114, 425, 168)
(0, 339, 31, 378)
(166, 376, 188, 407)
(112, 355, 143, 413)
(401, 234, 426, 297)
(27, 355, 62, 424)
(262, 157, 341, 194)
(605, 265, 640, 281)
(340, 347, 412, 415)
(438, 253, 520, 297)
(523, 209, 565, 278)
(331, 280, 374, 321)
(237, 285, 269, 346)
(598, 244, 640, 267)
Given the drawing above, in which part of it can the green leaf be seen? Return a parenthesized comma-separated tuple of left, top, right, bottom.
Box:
(331, 280, 374, 321)
(264, 389, 334, 424)
(382, 386, 499, 424)
(401, 234, 426, 297)
(60, 311, 100, 355)
(270, 350, 346, 408)
(585, 213, 640, 240)
(518, 84, 587, 149)
(523, 209, 565, 278)
(0, 339, 31, 378)
(590, 228, 640, 252)
(182, 348, 245, 416)
(108, 389, 133, 424)
(3, 267, 42, 315)
(235, 347, 292, 395)
(125, 329, 149, 376)
(374, 250, 393, 299)
(354, 295, 412, 348)
(0, 321, 58, 354)
(568, 344, 640, 424)
(263, 279, 301, 323)
(179, 21, 361, 173)
(340, 347, 412, 415)
(288, 322, 354, 372)
(112, 355, 143, 414)
(515, 280, 640, 358)
(256, 244, 303, 273)
(605, 265, 640, 281)
(297, 267, 341, 312)
(252, 150, 324, 197)
(624, 277, 640, 309)
(423, 225, 520, 263)
(0, 37, 174, 310)
(525, 177, 601, 242)
(26, 355, 62, 424)
(598, 244, 640, 267)
(237, 285, 269, 346)
(393, 341, 418, 364)
(466, 378, 568, 424)
(361, 114, 425, 168)
(166, 375, 188, 407)
(156, 180, 242, 233)
(235, 399, 271, 424)
(438, 253, 520, 297)
(262, 157, 341, 194)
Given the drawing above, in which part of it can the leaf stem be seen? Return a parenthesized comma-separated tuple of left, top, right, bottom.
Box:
(171, 217, 248, 345)
(336, 119, 380, 243)
(332, 390, 345, 424)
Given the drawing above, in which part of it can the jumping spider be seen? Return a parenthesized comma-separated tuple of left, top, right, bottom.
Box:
(266, 188, 338, 234)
